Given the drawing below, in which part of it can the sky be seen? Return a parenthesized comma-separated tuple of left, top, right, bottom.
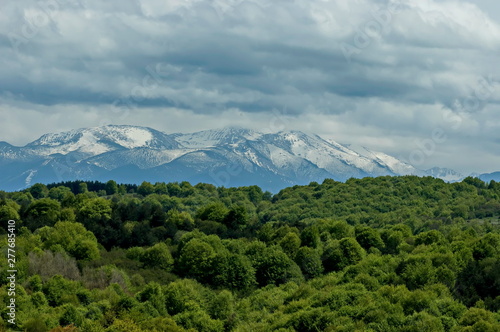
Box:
(0, 0, 499, 175)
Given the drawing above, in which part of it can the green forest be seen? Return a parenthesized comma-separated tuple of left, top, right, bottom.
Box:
(1, 176, 500, 331)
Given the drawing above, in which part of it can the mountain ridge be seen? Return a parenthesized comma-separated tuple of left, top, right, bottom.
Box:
(0, 125, 490, 192)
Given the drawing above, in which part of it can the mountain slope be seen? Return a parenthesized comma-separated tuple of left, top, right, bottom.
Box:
(0, 125, 469, 192)
(479, 171, 500, 183)
(25, 125, 180, 158)
(426, 167, 465, 182)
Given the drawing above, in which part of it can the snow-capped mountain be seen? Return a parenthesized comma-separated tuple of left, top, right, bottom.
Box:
(25, 126, 179, 157)
(425, 167, 465, 182)
(0, 125, 469, 192)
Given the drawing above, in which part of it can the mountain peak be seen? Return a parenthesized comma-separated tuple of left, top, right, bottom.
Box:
(175, 126, 263, 148)
(426, 167, 465, 182)
(26, 125, 179, 156)
(0, 141, 13, 148)
(210, 126, 261, 138)
(0, 125, 475, 192)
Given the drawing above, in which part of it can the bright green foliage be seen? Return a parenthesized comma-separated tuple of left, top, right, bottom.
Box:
(27, 275, 43, 292)
(382, 228, 405, 254)
(77, 198, 112, 224)
(76, 197, 116, 248)
(0, 204, 20, 230)
(106, 319, 143, 332)
(140, 242, 174, 270)
(31, 291, 48, 308)
(43, 275, 80, 306)
(61, 208, 76, 222)
(173, 310, 224, 332)
(323, 238, 366, 272)
(126, 246, 145, 260)
(177, 238, 217, 282)
(472, 233, 500, 260)
(176, 229, 206, 253)
(2, 177, 500, 331)
(415, 230, 446, 246)
(399, 255, 437, 290)
(164, 279, 210, 315)
(196, 202, 229, 223)
(59, 304, 85, 327)
(213, 253, 256, 290)
(287, 308, 337, 332)
(166, 209, 194, 231)
(138, 181, 155, 196)
(78, 182, 88, 193)
(295, 246, 323, 279)
(22, 316, 50, 331)
(457, 307, 498, 331)
(140, 317, 184, 331)
(326, 220, 355, 240)
(279, 232, 301, 259)
(255, 246, 304, 286)
(49, 186, 72, 201)
(136, 282, 167, 316)
(404, 311, 445, 331)
(355, 225, 385, 250)
(36, 221, 100, 260)
(0, 199, 21, 222)
(153, 182, 169, 195)
(105, 180, 119, 195)
(209, 290, 234, 321)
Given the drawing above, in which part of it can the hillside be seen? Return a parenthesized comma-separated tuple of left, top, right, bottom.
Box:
(1, 176, 500, 330)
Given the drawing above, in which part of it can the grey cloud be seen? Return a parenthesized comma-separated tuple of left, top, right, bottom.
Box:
(0, 0, 500, 174)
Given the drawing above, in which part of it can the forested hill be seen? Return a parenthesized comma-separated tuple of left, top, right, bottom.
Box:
(1, 176, 500, 331)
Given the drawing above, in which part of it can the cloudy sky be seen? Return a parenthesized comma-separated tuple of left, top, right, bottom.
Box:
(1, 0, 499, 174)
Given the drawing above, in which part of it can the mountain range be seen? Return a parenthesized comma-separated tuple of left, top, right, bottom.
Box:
(0, 125, 494, 192)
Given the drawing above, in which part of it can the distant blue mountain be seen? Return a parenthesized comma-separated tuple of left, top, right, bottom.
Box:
(480, 172, 500, 183)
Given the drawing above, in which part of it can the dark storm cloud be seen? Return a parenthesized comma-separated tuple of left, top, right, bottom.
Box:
(1, 0, 500, 173)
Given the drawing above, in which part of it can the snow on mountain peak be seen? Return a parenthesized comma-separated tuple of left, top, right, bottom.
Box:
(26, 125, 163, 156)
(345, 144, 421, 176)
(0, 124, 470, 192)
(426, 167, 465, 182)
(175, 127, 263, 148)
(95, 125, 154, 149)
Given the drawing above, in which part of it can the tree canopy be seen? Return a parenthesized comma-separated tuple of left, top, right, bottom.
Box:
(1, 176, 500, 331)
